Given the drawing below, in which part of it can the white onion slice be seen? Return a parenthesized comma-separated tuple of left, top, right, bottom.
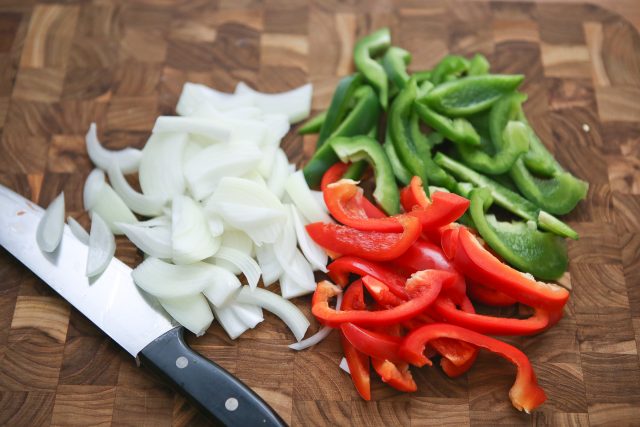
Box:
(267, 149, 290, 200)
(213, 247, 261, 290)
(139, 132, 188, 200)
(212, 303, 249, 340)
(206, 213, 224, 238)
(159, 294, 213, 336)
(133, 258, 217, 298)
(152, 116, 230, 143)
(279, 272, 313, 300)
(86, 123, 142, 174)
(235, 286, 309, 341)
(136, 216, 171, 227)
(86, 213, 115, 277)
(289, 292, 342, 351)
(233, 303, 264, 328)
(201, 266, 242, 307)
(257, 144, 278, 179)
(214, 230, 253, 274)
(172, 195, 220, 264)
(36, 192, 65, 253)
(262, 113, 290, 146)
(290, 205, 328, 272)
(280, 249, 316, 296)
(339, 357, 351, 374)
(117, 222, 172, 259)
(255, 244, 282, 287)
(285, 171, 332, 224)
(223, 106, 262, 120)
(107, 163, 165, 216)
(235, 82, 312, 124)
(184, 142, 262, 200)
(90, 183, 137, 235)
(83, 169, 106, 211)
(176, 82, 254, 116)
(274, 206, 297, 269)
(67, 216, 89, 245)
(310, 190, 329, 213)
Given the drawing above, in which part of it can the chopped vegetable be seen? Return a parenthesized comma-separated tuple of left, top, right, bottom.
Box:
(86, 123, 142, 174)
(86, 213, 115, 277)
(36, 192, 65, 253)
(67, 217, 89, 245)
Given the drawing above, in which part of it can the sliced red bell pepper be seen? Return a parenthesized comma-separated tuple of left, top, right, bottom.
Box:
(452, 228, 569, 310)
(306, 215, 421, 262)
(321, 162, 351, 191)
(327, 256, 408, 299)
(401, 177, 470, 230)
(467, 280, 517, 307)
(399, 323, 547, 413)
(371, 358, 417, 392)
(361, 275, 405, 307)
(341, 323, 404, 363)
(313, 270, 450, 327)
(400, 176, 430, 211)
(431, 296, 562, 336)
(340, 280, 371, 400)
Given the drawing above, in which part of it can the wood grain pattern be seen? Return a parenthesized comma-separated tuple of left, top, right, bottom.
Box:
(0, 1, 639, 426)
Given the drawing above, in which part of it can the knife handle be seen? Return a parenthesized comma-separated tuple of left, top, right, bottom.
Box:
(139, 326, 287, 427)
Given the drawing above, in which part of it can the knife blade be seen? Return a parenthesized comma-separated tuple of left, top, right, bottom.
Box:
(0, 185, 286, 427)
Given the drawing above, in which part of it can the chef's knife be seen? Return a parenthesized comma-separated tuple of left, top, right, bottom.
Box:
(0, 185, 287, 427)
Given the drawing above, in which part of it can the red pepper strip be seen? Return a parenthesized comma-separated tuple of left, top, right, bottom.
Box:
(327, 256, 408, 299)
(467, 280, 517, 307)
(341, 323, 404, 363)
(313, 270, 450, 327)
(440, 350, 478, 378)
(432, 296, 562, 336)
(362, 275, 406, 306)
(453, 228, 569, 310)
(400, 176, 430, 212)
(399, 323, 547, 413)
(321, 162, 350, 191)
(370, 358, 417, 392)
(394, 238, 467, 303)
(306, 216, 421, 262)
(340, 280, 371, 401)
(323, 179, 468, 233)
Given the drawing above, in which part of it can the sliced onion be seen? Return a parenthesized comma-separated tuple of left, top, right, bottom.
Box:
(67, 216, 89, 245)
(255, 244, 282, 287)
(232, 303, 264, 328)
(201, 266, 241, 307)
(83, 169, 105, 211)
(274, 206, 297, 268)
(136, 216, 171, 227)
(117, 222, 172, 259)
(257, 144, 278, 179)
(289, 292, 342, 350)
(214, 230, 253, 274)
(223, 106, 262, 120)
(159, 294, 213, 336)
(285, 171, 332, 224)
(279, 272, 313, 300)
(290, 205, 328, 272)
(176, 82, 254, 117)
(339, 357, 350, 374)
(183, 139, 208, 169)
(36, 192, 65, 253)
(212, 303, 249, 340)
(206, 212, 224, 237)
(213, 247, 261, 290)
(235, 286, 309, 341)
(152, 116, 230, 143)
(235, 82, 312, 124)
(262, 114, 290, 146)
(184, 142, 262, 200)
(107, 163, 165, 216)
(310, 190, 329, 213)
(280, 249, 316, 296)
(90, 183, 137, 235)
(86, 123, 142, 174)
(172, 195, 220, 264)
(132, 258, 217, 298)
(267, 149, 290, 200)
(139, 132, 188, 200)
(86, 212, 115, 277)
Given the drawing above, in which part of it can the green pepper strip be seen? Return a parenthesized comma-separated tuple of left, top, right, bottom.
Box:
(354, 28, 391, 110)
(434, 152, 578, 239)
(467, 53, 490, 76)
(430, 55, 470, 85)
(469, 188, 568, 280)
(414, 101, 481, 146)
(383, 126, 411, 186)
(490, 93, 589, 215)
(390, 78, 456, 191)
(413, 70, 433, 84)
(298, 111, 327, 135)
(330, 135, 400, 215)
(424, 74, 524, 117)
(343, 125, 380, 181)
(304, 85, 381, 187)
(383, 46, 412, 90)
(316, 74, 364, 148)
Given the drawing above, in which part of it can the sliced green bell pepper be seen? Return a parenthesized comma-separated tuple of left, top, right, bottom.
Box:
(414, 101, 481, 146)
(331, 135, 400, 215)
(434, 152, 578, 239)
(423, 74, 524, 117)
(430, 55, 470, 85)
(316, 73, 364, 148)
(383, 46, 412, 90)
(298, 111, 327, 135)
(467, 53, 490, 76)
(383, 127, 411, 186)
(469, 188, 568, 280)
(354, 28, 391, 110)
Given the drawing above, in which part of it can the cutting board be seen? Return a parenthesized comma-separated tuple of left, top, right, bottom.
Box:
(1, 0, 639, 425)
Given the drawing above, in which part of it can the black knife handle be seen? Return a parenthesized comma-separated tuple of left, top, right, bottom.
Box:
(139, 326, 287, 427)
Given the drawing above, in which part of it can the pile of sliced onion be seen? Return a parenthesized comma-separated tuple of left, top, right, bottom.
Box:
(68, 80, 326, 343)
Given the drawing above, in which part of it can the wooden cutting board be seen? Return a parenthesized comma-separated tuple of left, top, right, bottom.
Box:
(1, 1, 639, 425)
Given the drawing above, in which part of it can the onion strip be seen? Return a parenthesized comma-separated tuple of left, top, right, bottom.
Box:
(290, 205, 328, 272)
(86, 213, 115, 277)
(107, 163, 165, 216)
(86, 123, 142, 174)
(117, 222, 172, 259)
(285, 171, 332, 223)
(213, 247, 261, 290)
(234, 82, 312, 124)
(289, 292, 342, 350)
(67, 216, 89, 245)
(159, 294, 213, 336)
(36, 192, 65, 253)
